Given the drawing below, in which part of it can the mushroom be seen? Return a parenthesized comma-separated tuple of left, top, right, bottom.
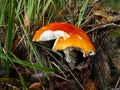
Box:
(32, 22, 96, 69)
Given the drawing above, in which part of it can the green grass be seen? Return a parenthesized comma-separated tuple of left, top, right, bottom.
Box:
(77, 0, 89, 27)
(0, 0, 7, 25)
(6, 0, 16, 76)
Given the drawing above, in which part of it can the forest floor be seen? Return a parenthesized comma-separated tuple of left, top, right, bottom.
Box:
(0, 0, 120, 90)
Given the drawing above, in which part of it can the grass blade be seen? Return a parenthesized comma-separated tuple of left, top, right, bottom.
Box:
(0, 0, 7, 25)
(77, 0, 89, 27)
(6, 0, 16, 76)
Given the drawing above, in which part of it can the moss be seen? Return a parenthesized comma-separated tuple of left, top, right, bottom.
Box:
(106, 28, 120, 42)
(104, 28, 120, 74)
(102, 0, 120, 10)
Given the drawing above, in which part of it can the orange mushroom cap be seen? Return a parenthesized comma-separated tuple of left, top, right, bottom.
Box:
(32, 22, 96, 57)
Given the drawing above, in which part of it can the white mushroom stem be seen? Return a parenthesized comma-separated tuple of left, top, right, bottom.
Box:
(63, 48, 78, 70)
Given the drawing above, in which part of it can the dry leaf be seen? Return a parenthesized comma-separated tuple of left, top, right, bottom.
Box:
(24, 13, 30, 29)
(28, 82, 42, 90)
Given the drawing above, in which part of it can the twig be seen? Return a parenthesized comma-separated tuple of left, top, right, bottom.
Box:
(115, 77, 120, 89)
(65, 66, 85, 90)
(86, 23, 120, 33)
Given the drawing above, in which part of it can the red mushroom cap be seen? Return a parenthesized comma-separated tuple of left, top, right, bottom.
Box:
(32, 22, 96, 57)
